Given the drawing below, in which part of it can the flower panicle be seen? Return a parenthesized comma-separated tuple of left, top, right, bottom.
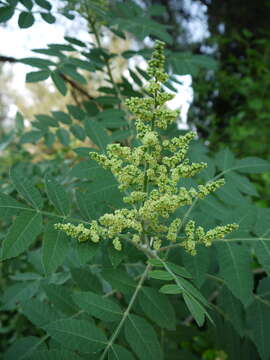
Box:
(55, 40, 239, 254)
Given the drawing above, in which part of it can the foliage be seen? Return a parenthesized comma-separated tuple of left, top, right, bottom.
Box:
(191, 30, 270, 205)
(0, 1, 270, 360)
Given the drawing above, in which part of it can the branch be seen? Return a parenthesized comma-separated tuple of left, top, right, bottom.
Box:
(99, 264, 151, 360)
(0, 54, 96, 102)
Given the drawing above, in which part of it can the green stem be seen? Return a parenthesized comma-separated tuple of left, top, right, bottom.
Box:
(99, 264, 151, 360)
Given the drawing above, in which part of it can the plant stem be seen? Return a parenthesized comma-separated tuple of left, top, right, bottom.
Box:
(99, 264, 151, 360)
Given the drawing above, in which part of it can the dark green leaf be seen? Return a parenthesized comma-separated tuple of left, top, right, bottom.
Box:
(72, 291, 122, 322)
(109, 344, 135, 360)
(22, 298, 62, 327)
(102, 268, 136, 293)
(235, 157, 270, 174)
(2, 281, 39, 310)
(70, 124, 86, 141)
(45, 175, 70, 215)
(60, 66, 87, 84)
(51, 71, 67, 95)
(84, 117, 111, 152)
(43, 284, 78, 315)
(20, 130, 44, 144)
(20, 57, 55, 68)
(0, 192, 26, 219)
(26, 69, 50, 82)
(56, 128, 70, 146)
(51, 111, 71, 124)
(35, 0, 52, 10)
(125, 314, 163, 360)
(159, 284, 182, 294)
(42, 223, 70, 274)
(4, 336, 46, 360)
(20, 0, 33, 10)
(148, 270, 174, 281)
(138, 287, 176, 330)
(28, 349, 82, 360)
(18, 11, 35, 28)
(247, 299, 270, 360)
(44, 319, 107, 354)
(0, 6, 15, 23)
(10, 166, 43, 209)
(2, 211, 42, 260)
(183, 293, 205, 327)
(71, 267, 101, 292)
(40, 12, 55, 23)
(216, 242, 253, 306)
(64, 36, 86, 47)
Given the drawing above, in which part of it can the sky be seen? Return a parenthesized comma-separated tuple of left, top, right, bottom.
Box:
(0, 1, 202, 129)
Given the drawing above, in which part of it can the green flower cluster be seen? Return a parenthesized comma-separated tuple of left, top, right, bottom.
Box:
(55, 40, 238, 254)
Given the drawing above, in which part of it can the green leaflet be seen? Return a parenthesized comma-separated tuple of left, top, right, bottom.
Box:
(0, 192, 27, 219)
(102, 268, 136, 294)
(109, 344, 135, 360)
(2, 281, 40, 311)
(159, 284, 182, 295)
(18, 11, 35, 28)
(138, 287, 176, 330)
(217, 287, 245, 337)
(2, 211, 42, 260)
(42, 223, 70, 275)
(148, 270, 174, 281)
(51, 71, 67, 95)
(215, 147, 235, 171)
(45, 175, 70, 215)
(125, 314, 163, 360)
(43, 319, 107, 354)
(42, 284, 78, 315)
(26, 70, 50, 82)
(4, 336, 46, 360)
(246, 299, 270, 360)
(70, 267, 102, 293)
(216, 242, 253, 306)
(22, 299, 63, 327)
(28, 349, 82, 360)
(181, 244, 210, 287)
(72, 291, 123, 322)
(84, 117, 111, 152)
(10, 167, 44, 209)
(234, 157, 270, 174)
(183, 293, 205, 327)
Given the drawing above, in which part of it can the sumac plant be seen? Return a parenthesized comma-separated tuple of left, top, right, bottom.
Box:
(1, 2, 270, 360)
